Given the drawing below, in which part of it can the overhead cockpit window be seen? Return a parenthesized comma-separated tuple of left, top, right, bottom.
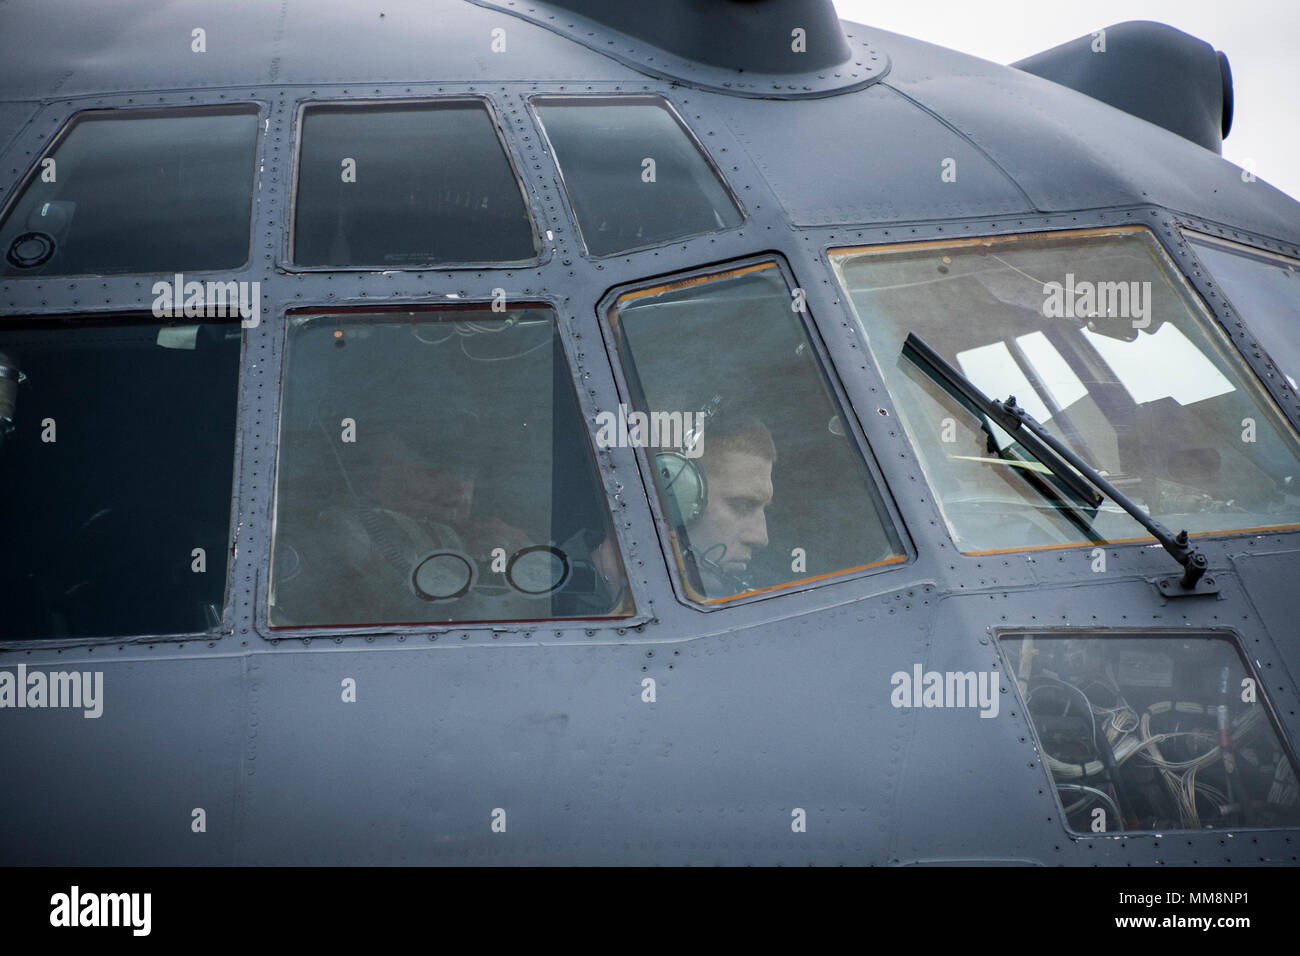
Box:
(0, 106, 258, 277)
(0, 314, 241, 640)
(290, 100, 538, 267)
(269, 305, 632, 627)
(830, 227, 1300, 554)
(1001, 631, 1300, 833)
(532, 95, 743, 257)
(606, 261, 904, 604)
(1183, 232, 1300, 391)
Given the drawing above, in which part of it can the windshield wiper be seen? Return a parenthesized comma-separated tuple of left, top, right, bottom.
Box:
(902, 332, 1211, 593)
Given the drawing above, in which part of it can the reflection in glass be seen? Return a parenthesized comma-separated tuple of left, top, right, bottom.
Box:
(607, 262, 903, 602)
(0, 315, 241, 639)
(270, 306, 631, 626)
(292, 100, 537, 266)
(0, 106, 258, 276)
(1185, 232, 1300, 390)
(534, 96, 742, 256)
(832, 228, 1300, 554)
(1001, 631, 1300, 832)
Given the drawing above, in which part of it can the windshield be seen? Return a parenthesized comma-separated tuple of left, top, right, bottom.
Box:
(831, 227, 1300, 553)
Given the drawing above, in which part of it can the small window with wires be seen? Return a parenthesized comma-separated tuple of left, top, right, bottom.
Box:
(1000, 631, 1300, 833)
(268, 304, 632, 628)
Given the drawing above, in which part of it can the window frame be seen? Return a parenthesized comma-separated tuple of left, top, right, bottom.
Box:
(263, 299, 645, 635)
(529, 92, 746, 260)
(596, 253, 910, 611)
(284, 96, 542, 271)
(0, 309, 245, 650)
(0, 103, 263, 280)
(996, 626, 1300, 837)
(828, 224, 1300, 559)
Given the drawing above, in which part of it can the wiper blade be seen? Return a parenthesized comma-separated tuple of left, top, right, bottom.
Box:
(902, 333, 1101, 509)
(902, 333, 1210, 592)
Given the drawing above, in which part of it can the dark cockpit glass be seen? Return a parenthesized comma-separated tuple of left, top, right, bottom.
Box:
(1184, 232, 1300, 392)
(606, 261, 904, 603)
(0, 314, 241, 640)
(532, 95, 743, 257)
(269, 306, 633, 626)
(291, 100, 538, 266)
(0, 106, 259, 277)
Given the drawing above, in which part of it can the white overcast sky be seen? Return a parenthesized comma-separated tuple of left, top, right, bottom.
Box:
(832, 0, 1300, 201)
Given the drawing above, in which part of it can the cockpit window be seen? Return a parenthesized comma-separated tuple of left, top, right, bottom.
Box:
(830, 227, 1300, 554)
(0, 106, 258, 277)
(269, 305, 632, 627)
(0, 314, 241, 641)
(606, 261, 904, 604)
(1001, 630, 1300, 833)
(290, 100, 538, 267)
(532, 95, 743, 257)
(1183, 231, 1300, 391)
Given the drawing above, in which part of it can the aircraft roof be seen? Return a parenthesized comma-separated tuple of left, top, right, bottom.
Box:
(0, 0, 1296, 245)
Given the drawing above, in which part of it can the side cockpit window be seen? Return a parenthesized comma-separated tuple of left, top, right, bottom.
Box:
(0, 314, 241, 640)
(269, 306, 632, 627)
(532, 95, 742, 257)
(0, 106, 259, 277)
(290, 100, 538, 267)
(1183, 232, 1300, 391)
(605, 261, 904, 604)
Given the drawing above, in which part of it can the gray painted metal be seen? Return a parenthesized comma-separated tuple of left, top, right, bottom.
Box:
(1014, 20, 1233, 154)
(1, 0, 1298, 865)
(465, 0, 890, 98)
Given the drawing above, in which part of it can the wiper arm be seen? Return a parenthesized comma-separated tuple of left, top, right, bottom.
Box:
(902, 333, 1210, 592)
(902, 333, 1101, 510)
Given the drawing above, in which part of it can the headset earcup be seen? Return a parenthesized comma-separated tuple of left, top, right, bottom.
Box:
(654, 451, 706, 523)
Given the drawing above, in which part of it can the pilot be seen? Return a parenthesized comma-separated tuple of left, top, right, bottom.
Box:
(275, 430, 465, 623)
(278, 420, 634, 622)
(663, 414, 776, 598)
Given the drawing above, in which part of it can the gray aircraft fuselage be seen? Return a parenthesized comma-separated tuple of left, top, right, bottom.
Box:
(1, 0, 1299, 865)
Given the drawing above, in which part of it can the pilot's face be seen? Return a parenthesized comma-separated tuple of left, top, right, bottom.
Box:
(688, 449, 773, 576)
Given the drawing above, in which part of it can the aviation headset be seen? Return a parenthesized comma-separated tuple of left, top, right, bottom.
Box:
(655, 450, 707, 524)
(652, 393, 721, 527)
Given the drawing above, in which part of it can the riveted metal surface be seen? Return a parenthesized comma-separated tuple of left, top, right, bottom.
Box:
(466, 0, 890, 99)
(0, 0, 639, 100)
(719, 86, 1032, 226)
(860, 23, 1300, 247)
(0, 103, 37, 156)
(2, 0, 1299, 865)
(0, 655, 246, 864)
